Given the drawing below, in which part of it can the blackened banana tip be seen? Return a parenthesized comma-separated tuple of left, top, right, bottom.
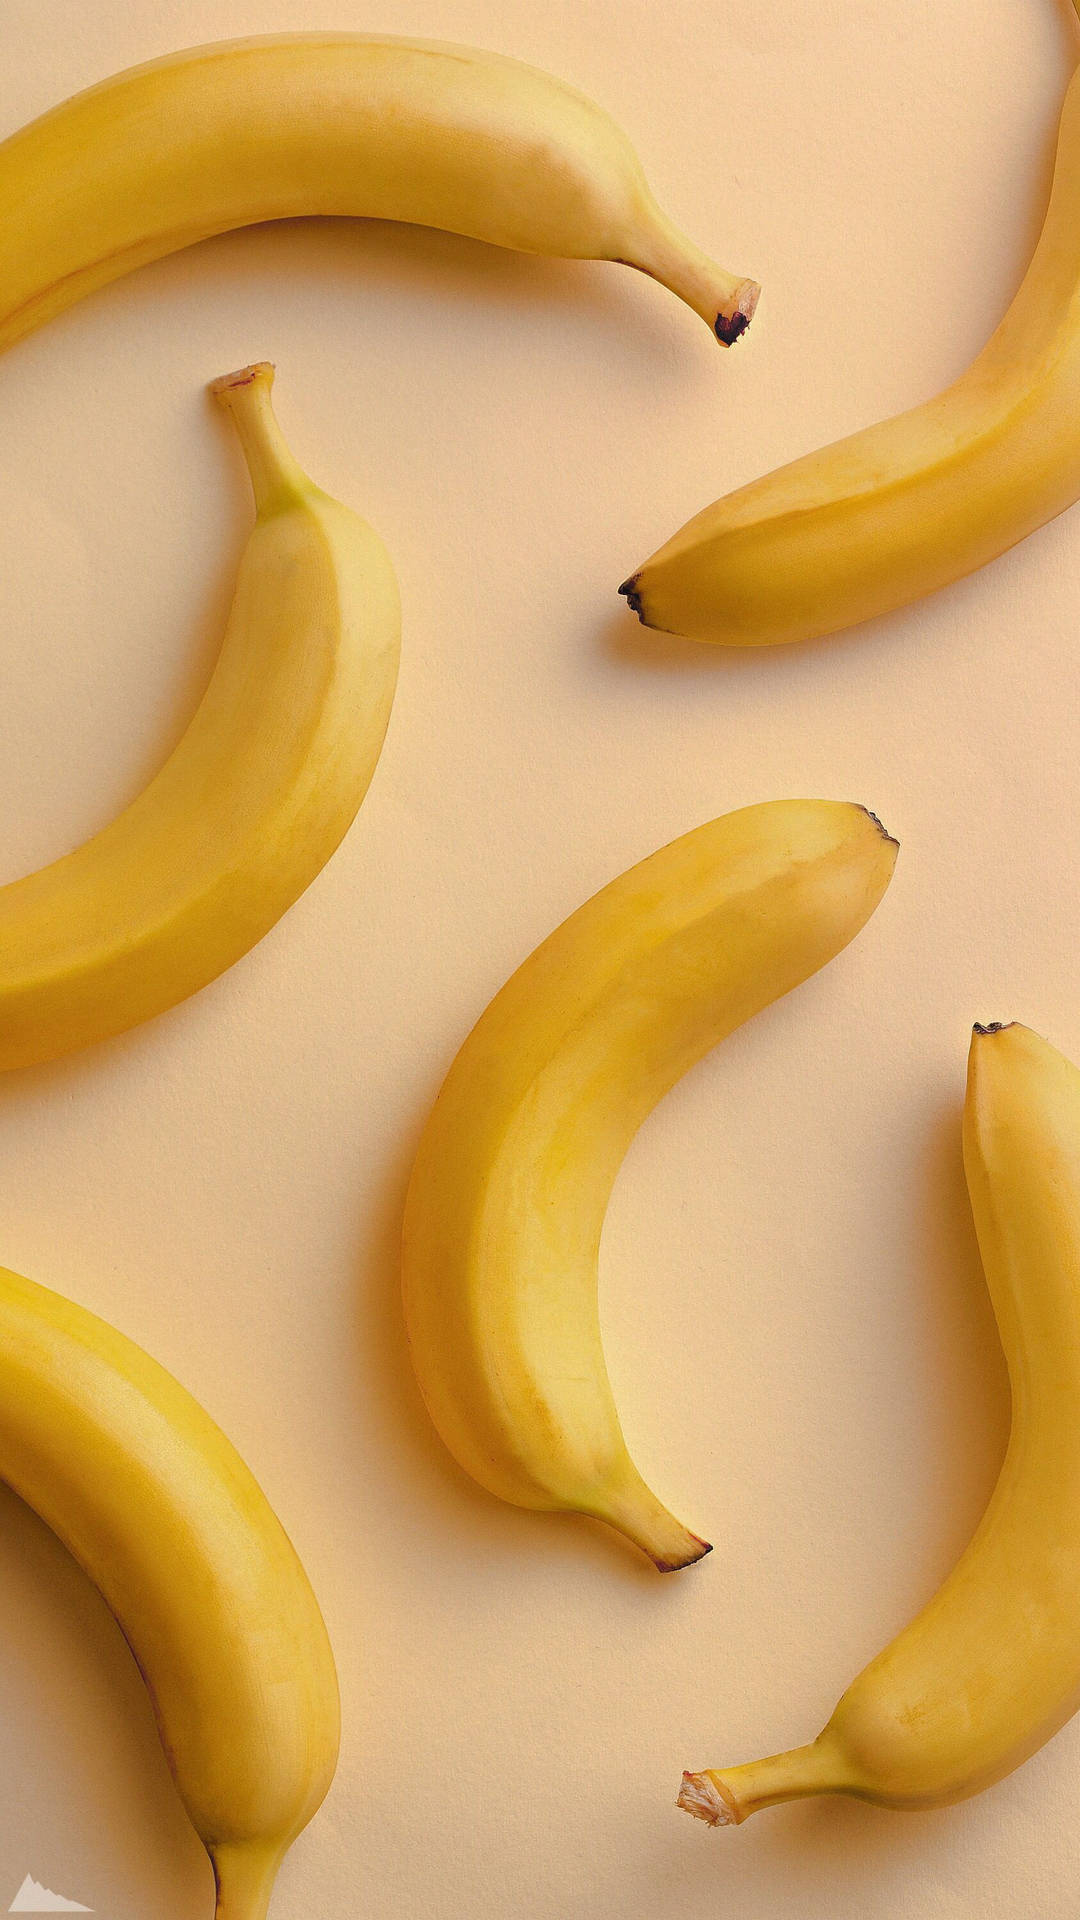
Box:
(618, 576, 645, 620)
(714, 279, 759, 344)
(857, 805, 899, 850)
(654, 1536, 713, 1573)
(714, 309, 750, 345)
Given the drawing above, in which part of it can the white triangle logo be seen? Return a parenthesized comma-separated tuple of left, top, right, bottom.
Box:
(8, 1878, 92, 1913)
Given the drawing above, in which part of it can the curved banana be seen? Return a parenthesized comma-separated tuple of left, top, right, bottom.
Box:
(0, 35, 758, 351)
(402, 799, 897, 1571)
(0, 1259, 339, 1920)
(0, 361, 399, 1071)
(620, 29, 1080, 644)
(680, 1021, 1080, 1826)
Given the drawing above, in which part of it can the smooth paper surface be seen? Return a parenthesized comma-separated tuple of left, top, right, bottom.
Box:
(1, 1, 1078, 1915)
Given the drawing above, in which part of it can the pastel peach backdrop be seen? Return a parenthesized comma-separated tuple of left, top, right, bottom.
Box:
(1, 0, 1078, 1915)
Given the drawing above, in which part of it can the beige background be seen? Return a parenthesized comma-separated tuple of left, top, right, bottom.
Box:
(2, 0, 1080, 1914)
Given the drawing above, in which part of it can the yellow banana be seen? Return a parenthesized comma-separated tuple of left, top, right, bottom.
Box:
(0, 34, 759, 350)
(680, 1021, 1080, 1827)
(0, 1258, 339, 1920)
(0, 361, 399, 1071)
(402, 799, 897, 1570)
(620, 25, 1080, 644)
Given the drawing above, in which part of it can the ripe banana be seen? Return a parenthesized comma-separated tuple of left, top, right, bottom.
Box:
(680, 1021, 1080, 1827)
(0, 1258, 339, 1920)
(0, 34, 759, 351)
(0, 360, 399, 1071)
(620, 38, 1080, 644)
(402, 799, 897, 1570)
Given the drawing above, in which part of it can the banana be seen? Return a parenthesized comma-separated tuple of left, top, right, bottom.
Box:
(680, 1021, 1080, 1827)
(0, 360, 399, 1071)
(0, 1258, 339, 1920)
(0, 34, 758, 351)
(620, 25, 1080, 645)
(402, 799, 897, 1570)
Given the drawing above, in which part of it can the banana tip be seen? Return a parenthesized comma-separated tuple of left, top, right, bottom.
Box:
(714, 279, 760, 345)
(857, 805, 899, 850)
(678, 1771, 737, 1826)
(652, 1533, 712, 1573)
(209, 360, 275, 399)
(973, 1021, 1015, 1036)
(618, 575, 646, 620)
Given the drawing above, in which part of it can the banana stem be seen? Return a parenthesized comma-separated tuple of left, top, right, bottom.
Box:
(678, 1737, 844, 1825)
(210, 362, 312, 515)
(628, 207, 760, 343)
